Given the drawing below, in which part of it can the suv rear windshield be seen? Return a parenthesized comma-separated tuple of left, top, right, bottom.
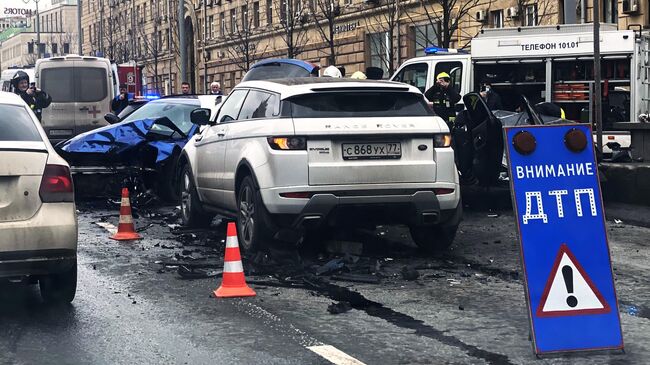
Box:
(41, 66, 108, 102)
(286, 91, 434, 118)
(243, 63, 317, 81)
(0, 105, 42, 141)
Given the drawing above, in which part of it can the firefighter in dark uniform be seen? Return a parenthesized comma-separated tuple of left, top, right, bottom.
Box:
(11, 71, 52, 121)
(424, 72, 461, 124)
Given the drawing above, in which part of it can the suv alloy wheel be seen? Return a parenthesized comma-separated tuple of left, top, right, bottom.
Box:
(237, 175, 271, 252)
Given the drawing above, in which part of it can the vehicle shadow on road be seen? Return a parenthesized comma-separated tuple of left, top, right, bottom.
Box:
(0, 281, 77, 325)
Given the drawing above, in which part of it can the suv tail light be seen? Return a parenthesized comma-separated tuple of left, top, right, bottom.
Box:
(434, 133, 452, 147)
(268, 136, 307, 150)
(39, 164, 74, 203)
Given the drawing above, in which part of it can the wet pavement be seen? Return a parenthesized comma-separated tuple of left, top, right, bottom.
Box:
(0, 200, 649, 364)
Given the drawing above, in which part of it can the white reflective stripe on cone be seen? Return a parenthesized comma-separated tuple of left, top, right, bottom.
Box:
(121, 198, 130, 206)
(223, 261, 244, 273)
(119, 215, 133, 224)
(225, 235, 239, 248)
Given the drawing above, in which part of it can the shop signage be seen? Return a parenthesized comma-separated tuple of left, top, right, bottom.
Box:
(334, 21, 360, 35)
(3, 7, 33, 17)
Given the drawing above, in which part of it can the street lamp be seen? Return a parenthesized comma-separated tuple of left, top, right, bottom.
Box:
(22, 0, 41, 59)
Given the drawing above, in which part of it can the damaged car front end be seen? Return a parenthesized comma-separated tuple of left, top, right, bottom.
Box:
(453, 93, 572, 188)
(56, 95, 221, 204)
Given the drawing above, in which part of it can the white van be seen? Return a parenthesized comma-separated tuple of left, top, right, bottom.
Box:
(36, 55, 115, 144)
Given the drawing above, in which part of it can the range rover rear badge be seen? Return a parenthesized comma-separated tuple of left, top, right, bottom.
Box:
(418, 144, 428, 151)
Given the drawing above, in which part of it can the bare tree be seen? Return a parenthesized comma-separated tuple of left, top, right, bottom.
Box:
(275, 0, 309, 58)
(24, 53, 38, 66)
(224, 0, 270, 72)
(309, 0, 340, 65)
(100, 2, 131, 63)
(137, 3, 167, 94)
(363, 0, 401, 76)
(56, 32, 75, 55)
(404, 0, 487, 51)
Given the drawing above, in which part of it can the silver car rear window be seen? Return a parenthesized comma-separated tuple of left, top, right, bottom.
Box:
(0, 105, 42, 141)
(287, 91, 434, 118)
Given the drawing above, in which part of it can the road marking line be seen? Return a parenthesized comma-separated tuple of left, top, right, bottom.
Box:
(235, 301, 365, 365)
(95, 222, 117, 235)
(307, 345, 367, 365)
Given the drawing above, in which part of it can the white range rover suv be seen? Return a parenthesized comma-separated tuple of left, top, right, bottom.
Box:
(179, 78, 461, 252)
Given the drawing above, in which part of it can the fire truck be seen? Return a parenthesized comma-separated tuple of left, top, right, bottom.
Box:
(391, 23, 650, 151)
(116, 62, 145, 96)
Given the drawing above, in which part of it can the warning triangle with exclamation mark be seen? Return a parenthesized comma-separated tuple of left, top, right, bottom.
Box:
(536, 244, 611, 317)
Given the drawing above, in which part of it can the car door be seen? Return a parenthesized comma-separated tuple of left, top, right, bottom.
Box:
(39, 63, 76, 141)
(194, 89, 248, 205)
(73, 60, 111, 136)
(221, 89, 286, 211)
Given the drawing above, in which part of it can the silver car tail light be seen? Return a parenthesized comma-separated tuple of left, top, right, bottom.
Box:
(39, 164, 74, 203)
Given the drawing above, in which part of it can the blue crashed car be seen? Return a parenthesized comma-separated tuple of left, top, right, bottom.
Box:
(242, 59, 320, 81)
(56, 95, 221, 202)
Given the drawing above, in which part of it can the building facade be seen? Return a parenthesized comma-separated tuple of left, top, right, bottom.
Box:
(81, 0, 649, 95)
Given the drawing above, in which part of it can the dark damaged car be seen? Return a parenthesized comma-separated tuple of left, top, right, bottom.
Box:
(453, 93, 572, 187)
(56, 95, 221, 202)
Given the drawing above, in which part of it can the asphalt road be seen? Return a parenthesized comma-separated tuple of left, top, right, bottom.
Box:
(0, 200, 648, 365)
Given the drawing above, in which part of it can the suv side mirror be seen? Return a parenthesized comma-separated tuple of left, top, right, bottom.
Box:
(104, 112, 120, 124)
(190, 108, 212, 125)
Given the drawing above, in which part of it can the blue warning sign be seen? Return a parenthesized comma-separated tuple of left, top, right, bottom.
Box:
(504, 124, 623, 354)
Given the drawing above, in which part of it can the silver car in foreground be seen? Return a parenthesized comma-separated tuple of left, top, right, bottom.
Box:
(0, 91, 77, 303)
(179, 78, 462, 252)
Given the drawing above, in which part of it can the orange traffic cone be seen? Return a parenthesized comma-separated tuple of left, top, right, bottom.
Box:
(214, 222, 256, 298)
(110, 188, 143, 241)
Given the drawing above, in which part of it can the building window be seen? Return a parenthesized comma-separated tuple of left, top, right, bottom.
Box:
(266, 0, 273, 25)
(253, 1, 260, 28)
(280, 0, 287, 23)
(524, 5, 537, 26)
(242, 5, 248, 31)
(413, 23, 439, 57)
(230, 9, 237, 33)
(220, 12, 226, 36)
(603, 0, 618, 23)
(491, 10, 504, 28)
(368, 32, 390, 77)
(294, 0, 303, 14)
(208, 15, 214, 38)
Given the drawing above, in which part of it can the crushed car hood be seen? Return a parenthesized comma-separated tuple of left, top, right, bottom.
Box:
(56, 118, 196, 165)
